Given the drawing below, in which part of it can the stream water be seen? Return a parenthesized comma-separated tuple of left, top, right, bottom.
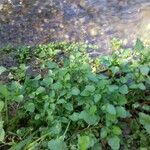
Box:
(0, 0, 150, 54)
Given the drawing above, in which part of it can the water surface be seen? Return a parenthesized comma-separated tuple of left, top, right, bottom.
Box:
(0, 0, 150, 54)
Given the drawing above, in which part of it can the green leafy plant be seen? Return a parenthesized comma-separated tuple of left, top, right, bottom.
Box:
(0, 41, 149, 149)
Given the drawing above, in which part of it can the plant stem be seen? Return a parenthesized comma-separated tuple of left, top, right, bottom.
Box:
(63, 121, 71, 139)
(5, 98, 8, 123)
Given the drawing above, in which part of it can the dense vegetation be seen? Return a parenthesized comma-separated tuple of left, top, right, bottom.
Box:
(0, 40, 150, 150)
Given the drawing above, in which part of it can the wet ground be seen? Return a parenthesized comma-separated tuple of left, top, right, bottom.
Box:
(0, 0, 150, 54)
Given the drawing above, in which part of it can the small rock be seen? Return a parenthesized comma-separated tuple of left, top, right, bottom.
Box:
(89, 28, 98, 36)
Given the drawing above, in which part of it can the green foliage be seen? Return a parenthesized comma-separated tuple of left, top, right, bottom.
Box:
(0, 66, 6, 75)
(108, 136, 120, 150)
(48, 138, 67, 150)
(78, 135, 90, 150)
(0, 100, 5, 142)
(139, 113, 150, 134)
(0, 41, 149, 149)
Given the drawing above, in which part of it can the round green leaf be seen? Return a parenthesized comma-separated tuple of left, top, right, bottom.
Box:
(71, 87, 80, 95)
(25, 103, 35, 113)
(100, 127, 108, 138)
(112, 126, 122, 135)
(0, 66, 6, 75)
(35, 86, 45, 95)
(108, 85, 118, 92)
(85, 85, 95, 92)
(79, 110, 99, 125)
(140, 65, 150, 76)
(116, 106, 127, 118)
(48, 139, 67, 150)
(78, 135, 90, 150)
(69, 112, 79, 121)
(119, 85, 128, 94)
(94, 94, 101, 103)
(138, 83, 146, 90)
(106, 104, 116, 115)
(108, 136, 120, 150)
(139, 113, 150, 134)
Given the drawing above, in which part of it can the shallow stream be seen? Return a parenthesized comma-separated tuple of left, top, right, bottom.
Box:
(0, 0, 150, 54)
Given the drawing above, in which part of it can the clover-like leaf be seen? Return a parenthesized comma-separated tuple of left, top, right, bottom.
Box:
(0, 66, 6, 75)
(71, 87, 80, 95)
(108, 136, 120, 150)
(79, 110, 99, 125)
(48, 138, 67, 150)
(100, 127, 108, 138)
(116, 106, 127, 118)
(112, 126, 122, 135)
(94, 94, 101, 103)
(139, 113, 150, 134)
(119, 85, 128, 94)
(140, 65, 150, 76)
(78, 135, 90, 150)
(105, 104, 116, 115)
(25, 102, 35, 113)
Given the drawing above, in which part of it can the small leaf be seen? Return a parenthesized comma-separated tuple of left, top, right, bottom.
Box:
(0, 66, 6, 75)
(108, 136, 120, 150)
(57, 99, 66, 104)
(80, 90, 89, 97)
(116, 106, 127, 118)
(15, 95, 24, 102)
(85, 85, 95, 92)
(110, 66, 120, 75)
(140, 65, 150, 76)
(0, 101, 4, 112)
(69, 112, 79, 121)
(119, 85, 128, 94)
(139, 113, 150, 134)
(0, 84, 9, 98)
(105, 104, 116, 115)
(64, 102, 73, 111)
(116, 95, 127, 105)
(142, 105, 150, 111)
(138, 83, 146, 90)
(108, 85, 118, 92)
(52, 82, 62, 90)
(71, 87, 80, 96)
(134, 38, 144, 51)
(91, 143, 102, 150)
(25, 103, 35, 113)
(0, 128, 5, 141)
(94, 94, 101, 103)
(47, 61, 58, 69)
(100, 127, 107, 138)
(48, 138, 67, 150)
(79, 110, 99, 125)
(42, 77, 53, 86)
(89, 105, 97, 114)
(100, 56, 112, 67)
(112, 126, 122, 135)
(78, 135, 90, 150)
(87, 73, 98, 82)
(35, 86, 45, 95)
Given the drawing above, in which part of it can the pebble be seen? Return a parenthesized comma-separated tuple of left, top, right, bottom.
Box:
(89, 28, 98, 36)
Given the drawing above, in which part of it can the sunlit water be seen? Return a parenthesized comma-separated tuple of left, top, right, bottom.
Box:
(0, 0, 150, 54)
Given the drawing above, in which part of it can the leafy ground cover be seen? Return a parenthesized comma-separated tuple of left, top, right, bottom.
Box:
(0, 40, 150, 150)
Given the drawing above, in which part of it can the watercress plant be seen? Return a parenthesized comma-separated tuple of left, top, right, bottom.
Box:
(0, 40, 149, 150)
